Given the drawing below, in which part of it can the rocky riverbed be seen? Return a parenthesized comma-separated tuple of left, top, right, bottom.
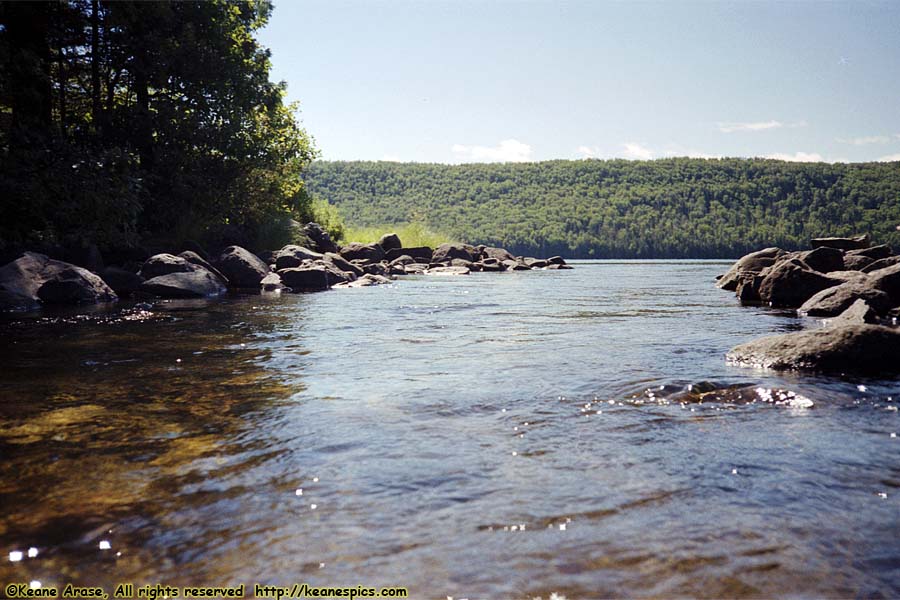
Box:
(717, 234, 900, 375)
(0, 223, 571, 312)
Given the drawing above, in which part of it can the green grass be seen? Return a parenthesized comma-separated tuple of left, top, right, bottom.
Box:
(342, 222, 457, 248)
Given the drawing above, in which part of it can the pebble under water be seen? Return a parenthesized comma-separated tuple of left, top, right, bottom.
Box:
(1, 260, 898, 598)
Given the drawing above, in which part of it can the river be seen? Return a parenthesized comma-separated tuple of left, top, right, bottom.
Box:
(1, 260, 898, 598)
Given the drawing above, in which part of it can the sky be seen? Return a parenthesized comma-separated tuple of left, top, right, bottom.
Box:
(258, 0, 900, 164)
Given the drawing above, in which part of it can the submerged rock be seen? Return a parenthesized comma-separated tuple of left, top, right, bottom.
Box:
(259, 272, 286, 292)
(726, 324, 900, 374)
(425, 266, 470, 275)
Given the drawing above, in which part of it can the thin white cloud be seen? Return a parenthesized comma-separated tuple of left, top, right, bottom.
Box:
(836, 135, 892, 146)
(718, 120, 807, 133)
(878, 153, 900, 162)
(577, 145, 601, 158)
(764, 151, 825, 163)
(451, 139, 533, 163)
(622, 142, 653, 160)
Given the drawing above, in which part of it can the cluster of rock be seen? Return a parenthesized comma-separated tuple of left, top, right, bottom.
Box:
(717, 234, 900, 374)
(0, 225, 571, 311)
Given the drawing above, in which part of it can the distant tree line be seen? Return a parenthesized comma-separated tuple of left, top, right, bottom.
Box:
(0, 0, 317, 255)
(305, 159, 900, 258)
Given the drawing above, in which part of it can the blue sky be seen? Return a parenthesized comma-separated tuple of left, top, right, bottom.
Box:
(258, 1, 900, 164)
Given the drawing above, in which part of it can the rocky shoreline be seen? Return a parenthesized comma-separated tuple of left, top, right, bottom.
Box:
(716, 234, 900, 375)
(0, 223, 571, 312)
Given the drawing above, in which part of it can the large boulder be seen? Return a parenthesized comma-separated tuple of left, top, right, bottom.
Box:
(274, 245, 324, 270)
(140, 253, 193, 279)
(278, 266, 331, 292)
(215, 246, 270, 288)
(302, 222, 339, 254)
(339, 242, 385, 263)
(481, 246, 516, 263)
(547, 256, 568, 266)
(847, 244, 892, 260)
(376, 233, 402, 252)
(323, 252, 364, 277)
(139, 270, 227, 298)
(757, 259, 841, 307)
(861, 256, 900, 273)
(797, 247, 844, 273)
(869, 263, 900, 304)
(828, 299, 879, 326)
(179, 251, 228, 284)
(717, 247, 784, 291)
(798, 280, 892, 317)
(385, 246, 433, 263)
(101, 266, 144, 297)
(843, 254, 876, 271)
(726, 324, 900, 374)
(432, 243, 480, 263)
(524, 257, 549, 269)
(260, 272, 286, 292)
(810, 234, 870, 251)
(0, 252, 117, 311)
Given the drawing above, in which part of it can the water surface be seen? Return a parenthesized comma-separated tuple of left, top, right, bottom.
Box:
(1, 261, 898, 598)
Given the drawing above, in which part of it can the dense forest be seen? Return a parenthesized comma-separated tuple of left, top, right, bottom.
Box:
(0, 0, 319, 258)
(305, 159, 900, 258)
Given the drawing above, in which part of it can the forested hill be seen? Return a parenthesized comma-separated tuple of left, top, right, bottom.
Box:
(305, 159, 900, 259)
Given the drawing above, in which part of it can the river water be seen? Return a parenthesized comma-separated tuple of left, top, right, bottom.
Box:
(1, 260, 898, 598)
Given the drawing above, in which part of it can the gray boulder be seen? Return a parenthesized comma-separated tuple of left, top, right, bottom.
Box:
(384, 246, 433, 262)
(827, 299, 879, 326)
(140, 253, 193, 279)
(323, 252, 364, 277)
(433, 243, 480, 263)
(481, 246, 516, 263)
(843, 254, 876, 271)
(797, 247, 844, 273)
(545, 263, 574, 270)
(870, 263, 900, 304)
(139, 270, 227, 298)
(278, 266, 331, 292)
(547, 256, 568, 266)
(810, 234, 870, 251)
(425, 266, 470, 275)
(798, 280, 892, 317)
(333, 274, 393, 288)
(717, 247, 784, 291)
(377, 233, 402, 252)
(339, 242, 385, 263)
(260, 272, 286, 292)
(758, 259, 841, 307)
(275, 245, 324, 270)
(0, 252, 117, 311)
(726, 324, 900, 374)
(861, 256, 900, 273)
(302, 222, 339, 254)
(524, 257, 549, 269)
(216, 246, 270, 288)
(179, 250, 229, 284)
(847, 244, 893, 260)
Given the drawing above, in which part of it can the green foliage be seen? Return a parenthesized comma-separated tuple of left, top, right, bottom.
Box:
(306, 158, 900, 258)
(308, 197, 347, 243)
(0, 0, 317, 253)
(343, 221, 456, 247)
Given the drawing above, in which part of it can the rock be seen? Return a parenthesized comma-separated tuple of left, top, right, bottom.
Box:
(524, 257, 549, 269)
(274, 245, 324, 270)
(477, 261, 503, 272)
(757, 259, 842, 307)
(797, 247, 844, 273)
(101, 266, 144, 297)
(545, 263, 574, 270)
(847, 244, 892, 260)
(433, 243, 480, 263)
(215, 246, 270, 288)
(481, 246, 516, 262)
(717, 247, 785, 291)
(843, 254, 876, 271)
(0, 252, 117, 311)
(377, 233, 402, 252)
(389, 255, 415, 266)
(278, 266, 331, 292)
(403, 263, 430, 274)
(139, 270, 227, 298)
(323, 252, 364, 277)
(260, 272, 286, 292)
(339, 242, 385, 263)
(823, 270, 871, 284)
(726, 324, 900, 374)
(861, 256, 900, 273)
(450, 258, 474, 269)
(798, 280, 891, 317)
(384, 247, 433, 263)
(140, 253, 193, 279)
(179, 251, 228, 284)
(869, 263, 900, 304)
(37, 266, 117, 305)
(810, 234, 870, 251)
(547, 256, 567, 266)
(827, 299, 879, 326)
(736, 273, 765, 304)
(363, 262, 388, 277)
(302, 222, 339, 254)
(333, 274, 392, 288)
(425, 266, 470, 275)
(502, 259, 530, 271)
(318, 261, 356, 285)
